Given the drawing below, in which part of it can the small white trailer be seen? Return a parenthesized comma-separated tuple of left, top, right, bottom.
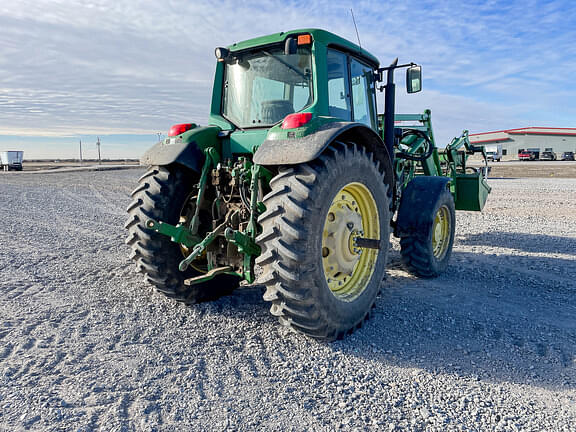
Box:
(484, 144, 502, 162)
(0, 151, 24, 171)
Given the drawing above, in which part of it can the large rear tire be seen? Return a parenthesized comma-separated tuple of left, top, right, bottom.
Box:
(125, 166, 239, 303)
(399, 189, 455, 277)
(256, 142, 390, 340)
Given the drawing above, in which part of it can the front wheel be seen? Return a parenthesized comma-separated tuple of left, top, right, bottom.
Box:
(256, 142, 390, 340)
(400, 189, 455, 277)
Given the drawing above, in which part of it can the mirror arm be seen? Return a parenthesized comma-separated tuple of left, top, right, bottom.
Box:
(375, 61, 417, 82)
(375, 62, 418, 91)
(376, 60, 420, 157)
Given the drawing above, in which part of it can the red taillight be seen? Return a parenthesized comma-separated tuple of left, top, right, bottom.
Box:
(281, 113, 312, 129)
(168, 123, 194, 137)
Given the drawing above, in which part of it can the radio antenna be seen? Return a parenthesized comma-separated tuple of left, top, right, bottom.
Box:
(350, 9, 362, 50)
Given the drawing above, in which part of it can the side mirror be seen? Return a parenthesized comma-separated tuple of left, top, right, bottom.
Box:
(284, 37, 297, 55)
(406, 65, 422, 93)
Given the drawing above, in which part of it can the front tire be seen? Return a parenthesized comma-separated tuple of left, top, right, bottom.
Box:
(256, 142, 390, 340)
(399, 189, 455, 277)
(125, 166, 239, 303)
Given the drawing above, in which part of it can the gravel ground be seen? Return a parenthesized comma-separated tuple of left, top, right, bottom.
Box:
(1, 169, 575, 431)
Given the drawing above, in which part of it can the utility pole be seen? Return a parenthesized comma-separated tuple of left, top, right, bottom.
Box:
(96, 137, 101, 165)
(79, 139, 83, 164)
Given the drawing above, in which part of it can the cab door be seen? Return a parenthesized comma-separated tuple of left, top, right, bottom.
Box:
(350, 58, 377, 129)
(326, 48, 377, 129)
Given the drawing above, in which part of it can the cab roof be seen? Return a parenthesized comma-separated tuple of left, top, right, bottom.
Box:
(227, 28, 380, 68)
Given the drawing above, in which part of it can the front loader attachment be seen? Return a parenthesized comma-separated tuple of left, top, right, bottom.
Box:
(391, 110, 491, 211)
(441, 131, 491, 211)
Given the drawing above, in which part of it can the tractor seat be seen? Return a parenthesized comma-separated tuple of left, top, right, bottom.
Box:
(261, 100, 294, 124)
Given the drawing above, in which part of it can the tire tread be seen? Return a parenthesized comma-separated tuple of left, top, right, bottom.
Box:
(257, 142, 389, 340)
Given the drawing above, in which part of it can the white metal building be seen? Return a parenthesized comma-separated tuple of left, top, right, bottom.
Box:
(469, 127, 576, 160)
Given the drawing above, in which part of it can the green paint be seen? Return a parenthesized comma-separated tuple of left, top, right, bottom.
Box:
(443, 131, 492, 211)
(226, 129, 269, 156)
(225, 228, 261, 257)
(145, 219, 200, 248)
(179, 125, 221, 151)
(454, 174, 491, 211)
(188, 149, 216, 236)
(265, 116, 340, 141)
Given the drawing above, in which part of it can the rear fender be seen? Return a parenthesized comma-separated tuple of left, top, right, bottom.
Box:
(140, 125, 221, 173)
(394, 176, 451, 238)
(253, 121, 394, 189)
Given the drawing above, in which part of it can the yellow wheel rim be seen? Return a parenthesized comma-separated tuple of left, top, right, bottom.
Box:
(322, 182, 380, 301)
(432, 205, 451, 259)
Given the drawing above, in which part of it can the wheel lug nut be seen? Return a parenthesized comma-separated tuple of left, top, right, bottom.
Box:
(328, 212, 335, 222)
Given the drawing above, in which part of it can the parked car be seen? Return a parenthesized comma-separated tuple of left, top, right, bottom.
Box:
(540, 151, 557, 161)
(518, 150, 534, 161)
(561, 151, 575, 161)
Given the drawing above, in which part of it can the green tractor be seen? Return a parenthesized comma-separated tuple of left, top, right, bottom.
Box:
(125, 29, 490, 340)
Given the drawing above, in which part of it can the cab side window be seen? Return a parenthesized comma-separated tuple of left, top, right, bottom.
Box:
(350, 59, 375, 128)
(327, 50, 351, 121)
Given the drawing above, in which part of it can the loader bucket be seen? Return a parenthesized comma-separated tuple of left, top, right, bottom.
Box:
(454, 172, 491, 211)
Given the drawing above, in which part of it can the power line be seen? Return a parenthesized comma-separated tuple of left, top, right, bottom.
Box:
(96, 137, 101, 165)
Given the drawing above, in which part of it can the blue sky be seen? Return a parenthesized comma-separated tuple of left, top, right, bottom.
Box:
(1, 0, 575, 159)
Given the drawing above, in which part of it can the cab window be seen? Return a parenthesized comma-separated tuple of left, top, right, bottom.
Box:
(350, 58, 375, 128)
(327, 50, 351, 121)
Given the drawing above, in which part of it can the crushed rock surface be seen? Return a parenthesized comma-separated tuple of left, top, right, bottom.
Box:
(1, 170, 575, 431)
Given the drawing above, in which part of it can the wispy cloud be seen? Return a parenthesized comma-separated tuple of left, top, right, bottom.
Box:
(1, 0, 575, 157)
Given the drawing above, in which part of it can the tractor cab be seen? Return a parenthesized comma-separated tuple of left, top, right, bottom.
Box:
(210, 30, 379, 128)
(207, 29, 420, 160)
